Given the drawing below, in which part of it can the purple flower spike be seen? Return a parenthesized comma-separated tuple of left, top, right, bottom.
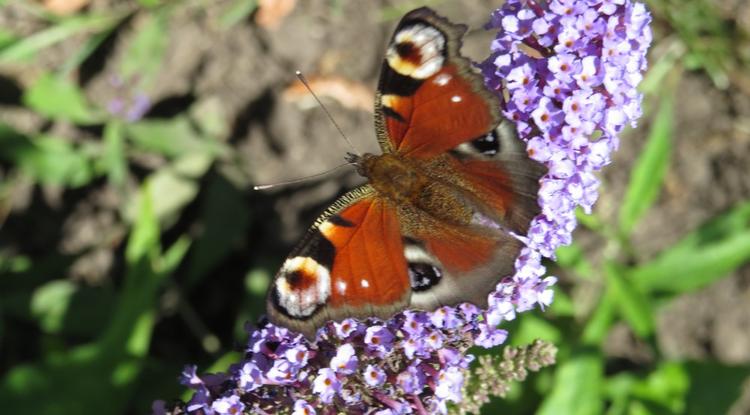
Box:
(158, 2, 651, 414)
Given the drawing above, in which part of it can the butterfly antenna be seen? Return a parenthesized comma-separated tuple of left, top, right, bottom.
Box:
(253, 161, 353, 191)
(295, 70, 361, 156)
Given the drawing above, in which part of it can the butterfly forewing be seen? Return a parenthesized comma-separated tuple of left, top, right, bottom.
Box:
(267, 186, 410, 339)
(374, 7, 501, 158)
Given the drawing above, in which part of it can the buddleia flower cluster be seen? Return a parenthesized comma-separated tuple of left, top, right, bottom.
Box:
(154, 1, 651, 414)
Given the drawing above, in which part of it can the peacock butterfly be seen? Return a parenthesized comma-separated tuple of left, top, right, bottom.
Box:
(266, 7, 545, 339)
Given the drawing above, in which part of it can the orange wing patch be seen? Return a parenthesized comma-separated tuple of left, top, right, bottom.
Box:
(396, 64, 498, 158)
(379, 64, 499, 158)
(458, 159, 516, 217)
(419, 223, 496, 273)
(324, 199, 410, 308)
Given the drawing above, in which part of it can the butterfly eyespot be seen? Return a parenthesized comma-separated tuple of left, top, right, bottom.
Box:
(274, 257, 331, 318)
(408, 262, 443, 291)
(387, 24, 445, 79)
(470, 130, 500, 156)
(396, 42, 417, 60)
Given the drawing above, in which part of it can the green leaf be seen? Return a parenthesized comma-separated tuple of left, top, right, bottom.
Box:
(186, 173, 249, 285)
(538, 352, 604, 415)
(0, 13, 123, 63)
(682, 362, 750, 415)
(59, 27, 115, 77)
(125, 117, 223, 158)
(630, 362, 689, 413)
(605, 262, 654, 338)
(511, 313, 563, 346)
(581, 287, 617, 346)
(549, 286, 575, 317)
(125, 182, 160, 264)
(638, 40, 685, 96)
(23, 73, 102, 124)
(605, 373, 638, 415)
(102, 120, 127, 185)
(120, 13, 167, 85)
(245, 268, 270, 296)
(631, 201, 750, 293)
(556, 242, 595, 278)
(136, 0, 162, 7)
(30, 280, 76, 334)
(0, 123, 32, 161)
(220, 0, 258, 28)
(619, 96, 673, 235)
(17, 135, 93, 187)
(0, 28, 17, 50)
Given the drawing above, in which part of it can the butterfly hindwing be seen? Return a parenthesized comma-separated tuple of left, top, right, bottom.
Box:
(374, 7, 501, 158)
(398, 121, 545, 310)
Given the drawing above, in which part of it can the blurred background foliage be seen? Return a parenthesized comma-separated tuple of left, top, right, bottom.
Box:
(1, 0, 749, 414)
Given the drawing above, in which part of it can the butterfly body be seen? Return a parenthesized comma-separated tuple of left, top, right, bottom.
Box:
(356, 152, 473, 226)
(266, 8, 545, 339)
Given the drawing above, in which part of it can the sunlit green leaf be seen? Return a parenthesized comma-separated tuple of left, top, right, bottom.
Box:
(512, 313, 563, 346)
(538, 352, 604, 415)
(0, 255, 32, 274)
(102, 120, 127, 185)
(631, 201, 750, 293)
(30, 280, 76, 334)
(606, 262, 654, 338)
(556, 242, 595, 279)
(581, 287, 616, 346)
(619, 96, 673, 235)
(190, 97, 229, 139)
(630, 362, 689, 413)
(548, 286, 575, 317)
(137, 0, 162, 7)
(0, 13, 123, 62)
(125, 117, 223, 158)
(605, 373, 638, 415)
(23, 73, 102, 124)
(125, 181, 159, 264)
(17, 135, 93, 187)
(0, 28, 17, 50)
(159, 236, 192, 276)
(245, 268, 270, 296)
(146, 168, 198, 221)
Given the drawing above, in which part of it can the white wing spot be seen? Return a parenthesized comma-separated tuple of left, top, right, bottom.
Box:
(451, 95, 462, 103)
(434, 73, 452, 86)
(361, 279, 370, 288)
(336, 280, 347, 295)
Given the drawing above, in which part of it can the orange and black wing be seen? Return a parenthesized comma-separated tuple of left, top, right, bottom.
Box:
(374, 7, 501, 159)
(266, 186, 410, 339)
